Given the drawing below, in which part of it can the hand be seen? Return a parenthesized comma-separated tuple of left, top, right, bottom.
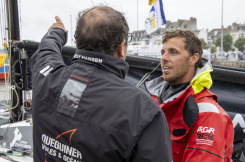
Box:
(48, 16, 67, 32)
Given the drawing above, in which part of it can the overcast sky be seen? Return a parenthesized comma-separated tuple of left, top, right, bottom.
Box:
(11, 0, 245, 46)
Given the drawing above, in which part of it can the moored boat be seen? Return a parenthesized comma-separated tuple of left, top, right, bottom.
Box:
(0, 54, 9, 80)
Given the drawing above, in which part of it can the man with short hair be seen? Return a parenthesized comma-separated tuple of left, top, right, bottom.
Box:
(30, 5, 172, 162)
(145, 30, 234, 162)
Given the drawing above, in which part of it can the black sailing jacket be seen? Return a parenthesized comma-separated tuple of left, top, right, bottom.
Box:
(30, 28, 172, 162)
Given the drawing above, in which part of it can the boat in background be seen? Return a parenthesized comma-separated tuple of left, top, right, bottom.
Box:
(0, 54, 9, 80)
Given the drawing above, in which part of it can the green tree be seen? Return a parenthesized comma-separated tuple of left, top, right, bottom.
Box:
(234, 37, 245, 52)
(210, 46, 217, 53)
(200, 38, 208, 49)
(215, 34, 233, 52)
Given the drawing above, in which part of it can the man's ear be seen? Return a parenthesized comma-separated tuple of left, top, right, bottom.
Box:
(190, 53, 199, 66)
(116, 40, 126, 59)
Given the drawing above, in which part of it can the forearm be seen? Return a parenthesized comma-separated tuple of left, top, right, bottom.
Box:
(38, 27, 67, 52)
(30, 16, 68, 71)
(30, 28, 68, 72)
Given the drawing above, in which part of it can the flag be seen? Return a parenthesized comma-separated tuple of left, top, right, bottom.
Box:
(149, 0, 157, 6)
(145, 0, 166, 35)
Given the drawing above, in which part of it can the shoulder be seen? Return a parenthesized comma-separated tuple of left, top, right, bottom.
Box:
(194, 89, 228, 116)
(122, 81, 164, 117)
(128, 82, 162, 110)
(197, 102, 220, 114)
(196, 98, 233, 129)
(196, 93, 229, 117)
(183, 91, 231, 129)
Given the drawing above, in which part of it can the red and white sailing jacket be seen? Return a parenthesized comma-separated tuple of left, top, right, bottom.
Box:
(145, 60, 234, 162)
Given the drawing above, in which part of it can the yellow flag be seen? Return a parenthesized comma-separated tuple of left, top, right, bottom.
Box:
(145, 0, 166, 34)
(149, 0, 157, 5)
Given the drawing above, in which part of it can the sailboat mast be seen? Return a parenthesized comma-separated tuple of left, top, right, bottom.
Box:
(6, 0, 20, 41)
(6, 0, 22, 122)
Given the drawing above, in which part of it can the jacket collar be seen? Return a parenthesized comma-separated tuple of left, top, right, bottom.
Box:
(145, 77, 192, 104)
(191, 58, 213, 94)
(72, 49, 129, 79)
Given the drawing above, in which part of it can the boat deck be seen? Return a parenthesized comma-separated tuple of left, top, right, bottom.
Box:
(0, 80, 33, 161)
(0, 147, 33, 162)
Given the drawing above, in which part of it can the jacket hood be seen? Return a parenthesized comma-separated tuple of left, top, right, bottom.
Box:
(191, 58, 213, 94)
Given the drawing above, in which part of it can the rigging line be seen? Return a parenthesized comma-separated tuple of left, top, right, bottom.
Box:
(0, 0, 11, 106)
(3, 0, 8, 39)
(70, 14, 73, 46)
(5, 0, 21, 113)
(1, 0, 7, 40)
(91, 0, 94, 6)
(5, 0, 11, 102)
(0, 0, 3, 34)
(0, 0, 2, 41)
(136, 62, 161, 87)
(0, 0, 6, 42)
(137, 0, 138, 31)
(0, 0, 11, 103)
(0, 20, 3, 46)
(136, 0, 138, 54)
(18, 0, 22, 40)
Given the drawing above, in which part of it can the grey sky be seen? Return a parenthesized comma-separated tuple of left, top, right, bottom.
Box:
(7, 0, 245, 46)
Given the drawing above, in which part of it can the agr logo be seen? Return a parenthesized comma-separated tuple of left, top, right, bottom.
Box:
(197, 126, 215, 134)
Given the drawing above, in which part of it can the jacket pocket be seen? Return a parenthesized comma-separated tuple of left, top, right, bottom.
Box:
(57, 77, 88, 117)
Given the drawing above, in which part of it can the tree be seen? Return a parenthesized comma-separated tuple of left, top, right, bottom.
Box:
(200, 38, 208, 49)
(210, 46, 217, 53)
(234, 37, 245, 52)
(215, 34, 233, 52)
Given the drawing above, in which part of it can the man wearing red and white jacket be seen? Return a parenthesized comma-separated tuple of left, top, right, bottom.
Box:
(145, 30, 234, 162)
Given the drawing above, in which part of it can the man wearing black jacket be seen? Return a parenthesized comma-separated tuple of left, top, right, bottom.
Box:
(30, 5, 172, 162)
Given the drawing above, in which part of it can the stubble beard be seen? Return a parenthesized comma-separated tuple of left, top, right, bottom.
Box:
(162, 58, 190, 85)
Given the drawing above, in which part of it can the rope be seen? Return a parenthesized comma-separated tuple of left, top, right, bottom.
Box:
(4, 85, 19, 110)
(5, 0, 19, 119)
(0, 152, 18, 162)
(0, 150, 32, 162)
(136, 62, 161, 87)
(0, 0, 8, 48)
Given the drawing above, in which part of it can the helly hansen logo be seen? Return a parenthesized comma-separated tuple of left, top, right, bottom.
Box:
(73, 54, 103, 63)
(40, 65, 54, 76)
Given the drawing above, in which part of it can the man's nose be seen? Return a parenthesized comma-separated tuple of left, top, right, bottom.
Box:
(161, 52, 169, 62)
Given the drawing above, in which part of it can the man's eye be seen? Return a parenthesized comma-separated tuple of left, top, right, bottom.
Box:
(171, 50, 177, 54)
(161, 50, 165, 55)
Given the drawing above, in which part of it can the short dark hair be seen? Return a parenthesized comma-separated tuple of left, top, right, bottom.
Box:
(162, 30, 203, 69)
(74, 5, 129, 55)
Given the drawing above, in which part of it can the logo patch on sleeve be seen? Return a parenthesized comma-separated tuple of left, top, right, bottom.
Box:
(196, 126, 215, 146)
(40, 65, 54, 76)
